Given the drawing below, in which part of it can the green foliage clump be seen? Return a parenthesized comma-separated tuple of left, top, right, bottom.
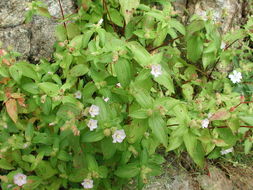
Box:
(0, 0, 253, 189)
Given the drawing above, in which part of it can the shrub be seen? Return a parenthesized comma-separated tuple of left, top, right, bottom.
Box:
(0, 0, 252, 189)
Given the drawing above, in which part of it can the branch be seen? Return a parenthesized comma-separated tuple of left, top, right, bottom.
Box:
(102, 0, 117, 33)
(207, 39, 239, 81)
(148, 35, 183, 52)
(57, 0, 68, 40)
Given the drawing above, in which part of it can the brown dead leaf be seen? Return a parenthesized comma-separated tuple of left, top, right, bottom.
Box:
(210, 109, 231, 121)
(5, 99, 18, 123)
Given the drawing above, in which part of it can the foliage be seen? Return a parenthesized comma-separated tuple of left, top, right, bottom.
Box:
(0, 0, 253, 189)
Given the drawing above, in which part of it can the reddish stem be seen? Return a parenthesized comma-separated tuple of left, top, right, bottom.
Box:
(57, 0, 68, 40)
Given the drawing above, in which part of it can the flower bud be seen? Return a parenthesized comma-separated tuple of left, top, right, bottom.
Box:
(103, 128, 111, 136)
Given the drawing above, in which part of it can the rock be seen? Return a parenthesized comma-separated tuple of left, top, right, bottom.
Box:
(197, 166, 233, 190)
(186, 0, 243, 33)
(0, 0, 76, 60)
(0, 26, 30, 56)
(0, 0, 31, 28)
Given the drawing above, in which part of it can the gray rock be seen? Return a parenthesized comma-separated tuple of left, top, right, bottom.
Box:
(187, 0, 243, 33)
(0, 0, 31, 28)
(0, 0, 76, 60)
(0, 26, 30, 56)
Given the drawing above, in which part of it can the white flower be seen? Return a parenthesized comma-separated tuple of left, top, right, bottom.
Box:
(89, 105, 100, 117)
(23, 143, 29, 149)
(221, 147, 234, 155)
(74, 91, 82, 99)
(87, 119, 98, 131)
(13, 173, 27, 187)
(197, 11, 208, 21)
(220, 41, 226, 49)
(97, 18, 103, 26)
(201, 118, 209, 128)
(112, 129, 126, 143)
(116, 83, 121, 88)
(151, 64, 162, 78)
(47, 71, 53, 75)
(81, 179, 93, 189)
(103, 97, 110, 102)
(228, 70, 242, 84)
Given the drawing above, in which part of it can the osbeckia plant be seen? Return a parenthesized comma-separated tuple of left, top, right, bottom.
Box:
(0, 0, 252, 190)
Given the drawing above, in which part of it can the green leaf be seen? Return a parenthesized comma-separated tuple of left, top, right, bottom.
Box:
(182, 84, 193, 101)
(55, 25, 67, 41)
(81, 131, 104, 143)
(114, 58, 133, 88)
(109, 8, 124, 27)
(167, 136, 183, 151)
(86, 154, 99, 172)
(15, 62, 39, 81)
(186, 35, 203, 63)
(38, 82, 60, 97)
(21, 81, 40, 94)
(35, 161, 57, 179)
(41, 96, 52, 115)
(227, 118, 240, 133)
(0, 159, 14, 170)
(186, 20, 205, 36)
(119, 0, 140, 24)
(130, 84, 153, 108)
(202, 52, 216, 70)
(57, 103, 81, 120)
(128, 41, 151, 67)
(69, 168, 88, 182)
(129, 109, 148, 119)
(244, 139, 253, 155)
(66, 23, 81, 40)
(153, 69, 174, 94)
(9, 64, 22, 83)
(183, 131, 205, 167)
(148, 114, 168, 147)
(101, 138, 116, 159)
(114, 163, 140, 178)
(240, 116, 253, 125)
(69, 35, 84, 49)
(69, 64, 89, 77)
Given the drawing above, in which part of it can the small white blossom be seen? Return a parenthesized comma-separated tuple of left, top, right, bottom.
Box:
(47, 71, 53, 75)
(221, 147, 234, 155)
(89, 105, 100, 117)
(87, 119, 98, 131)
(201, 118, 209, 128)
(13, 173, 27, 187)
(103, 97, 110, 102)
(116, 83, 121, 88)
(197, 11, 208, 21)
(228, 70, 242, 84)
(220, 41, 226, 49)
(74, 91, 82, 99)
(81, 179, 93, 189)
(23, 143, 29, 149)
(151, 64, 162, 78)
(112, 129, 126, 143)
(97, 18, 103, 26)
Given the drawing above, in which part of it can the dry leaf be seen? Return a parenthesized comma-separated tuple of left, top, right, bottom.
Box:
(5, 99, 18, 123)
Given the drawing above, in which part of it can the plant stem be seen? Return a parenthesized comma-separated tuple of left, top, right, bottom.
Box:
(57, 0, 68, 40)
(102, 0, 117, 33)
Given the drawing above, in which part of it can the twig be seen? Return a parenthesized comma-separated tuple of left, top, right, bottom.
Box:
(207, 39, 239, 81)
(230, 101, 253, 112)
(57, 0, 68, 40)
(102, 0, 117, 33)
(209, 125, 253, 129)
(148, 36, 183, 52)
